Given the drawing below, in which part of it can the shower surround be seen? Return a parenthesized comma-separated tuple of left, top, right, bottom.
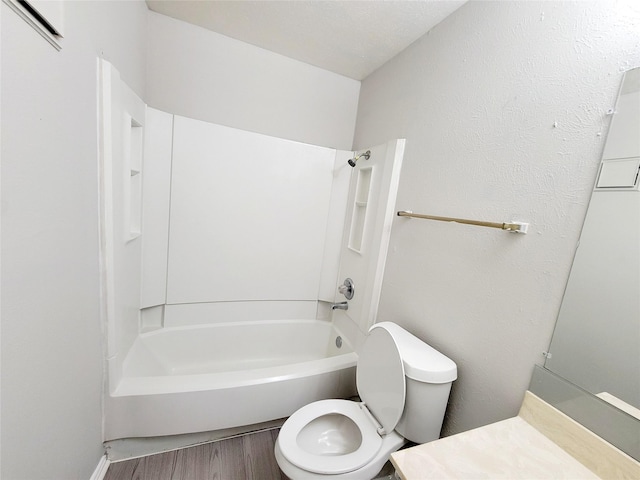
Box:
(99, 60, 401, 440)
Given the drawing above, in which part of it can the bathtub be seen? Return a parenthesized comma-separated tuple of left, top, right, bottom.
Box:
(104, 319, 357, 440)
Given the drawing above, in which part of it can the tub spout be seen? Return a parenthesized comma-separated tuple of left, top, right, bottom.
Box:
(331, 301, 349, 311)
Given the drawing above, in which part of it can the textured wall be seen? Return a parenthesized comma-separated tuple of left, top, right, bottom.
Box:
(146, 12, 360, 150)
(1, 1, 147, 478)
(354, 1, 640, 436)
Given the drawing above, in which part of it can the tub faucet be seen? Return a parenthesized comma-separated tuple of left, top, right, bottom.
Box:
(331, 301, 349, 311)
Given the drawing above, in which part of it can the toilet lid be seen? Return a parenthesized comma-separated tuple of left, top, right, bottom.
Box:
(356, 325, 406, 434)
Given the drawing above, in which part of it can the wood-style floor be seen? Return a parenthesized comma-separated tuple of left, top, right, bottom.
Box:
(104, 429, 287, 480)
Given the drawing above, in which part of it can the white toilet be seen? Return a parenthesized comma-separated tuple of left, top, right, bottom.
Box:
(275, 322, 457, 479)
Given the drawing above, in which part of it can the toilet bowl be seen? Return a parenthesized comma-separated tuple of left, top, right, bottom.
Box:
(275, 322, 457, 479)
(275, 400, 406, 479)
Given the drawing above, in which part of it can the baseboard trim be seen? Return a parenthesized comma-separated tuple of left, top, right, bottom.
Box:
(104, 418, 285, 462)
(90, 455, 110, 480)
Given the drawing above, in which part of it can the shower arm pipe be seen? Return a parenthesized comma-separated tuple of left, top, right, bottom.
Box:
(397, 210, 529, 234)
(355, 150, 371, 161)
(348, 150, 371, 167)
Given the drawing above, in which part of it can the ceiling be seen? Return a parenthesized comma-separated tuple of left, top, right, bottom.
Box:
(145, 1, 467, 80)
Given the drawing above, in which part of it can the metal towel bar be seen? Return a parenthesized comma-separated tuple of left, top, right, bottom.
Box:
(397, 210, 528, 234)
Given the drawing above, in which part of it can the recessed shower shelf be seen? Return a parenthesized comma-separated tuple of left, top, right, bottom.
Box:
(397, 210, 529, 234)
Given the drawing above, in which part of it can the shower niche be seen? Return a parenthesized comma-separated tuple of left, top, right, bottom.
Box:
(349, 166, 372, 253)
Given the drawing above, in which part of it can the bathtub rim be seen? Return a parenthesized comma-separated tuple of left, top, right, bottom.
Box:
(113, 351, 358, 396)
(113, 319, 357, 397)
(136, 317, 344, 337)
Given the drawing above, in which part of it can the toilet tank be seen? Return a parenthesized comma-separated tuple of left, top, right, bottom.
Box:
(370, 322, 457, 444)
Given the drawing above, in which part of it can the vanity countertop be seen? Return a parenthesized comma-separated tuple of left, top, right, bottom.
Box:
(391, 391, 640, 480)
(391, 415, 598, 479)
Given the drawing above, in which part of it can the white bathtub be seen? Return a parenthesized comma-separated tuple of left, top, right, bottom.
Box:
(104, 319, 357, 440)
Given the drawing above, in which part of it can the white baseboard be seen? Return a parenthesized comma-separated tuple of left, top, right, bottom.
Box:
(90, 455, 110, 480)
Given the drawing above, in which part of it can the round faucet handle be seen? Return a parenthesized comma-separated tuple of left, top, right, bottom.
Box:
(338, 278, 355, 300)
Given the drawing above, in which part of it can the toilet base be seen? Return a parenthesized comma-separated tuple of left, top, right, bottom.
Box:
(274, 431, 405, 480)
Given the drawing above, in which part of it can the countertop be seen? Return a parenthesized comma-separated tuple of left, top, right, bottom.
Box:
(391, 416, 598, 479)
(391, 391, 640, 480)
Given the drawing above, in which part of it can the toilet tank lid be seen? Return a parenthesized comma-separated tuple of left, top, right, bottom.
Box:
(370, 322, 457, 384)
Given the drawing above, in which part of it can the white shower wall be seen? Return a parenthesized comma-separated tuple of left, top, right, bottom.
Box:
(100, 60, 148, 394)
(140, 109, 173, 309)
(168, 116, 335, 304)
(140, 108, 352, 326)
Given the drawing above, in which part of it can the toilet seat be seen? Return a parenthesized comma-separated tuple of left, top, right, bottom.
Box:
(277, 399, 383, 474)
(277, 325, 408, 477)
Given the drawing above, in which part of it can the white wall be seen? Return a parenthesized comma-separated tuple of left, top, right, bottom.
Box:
(146, 11, 360, 150)
(353, 1, 640, 436)
(1, 1, 147, 478)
